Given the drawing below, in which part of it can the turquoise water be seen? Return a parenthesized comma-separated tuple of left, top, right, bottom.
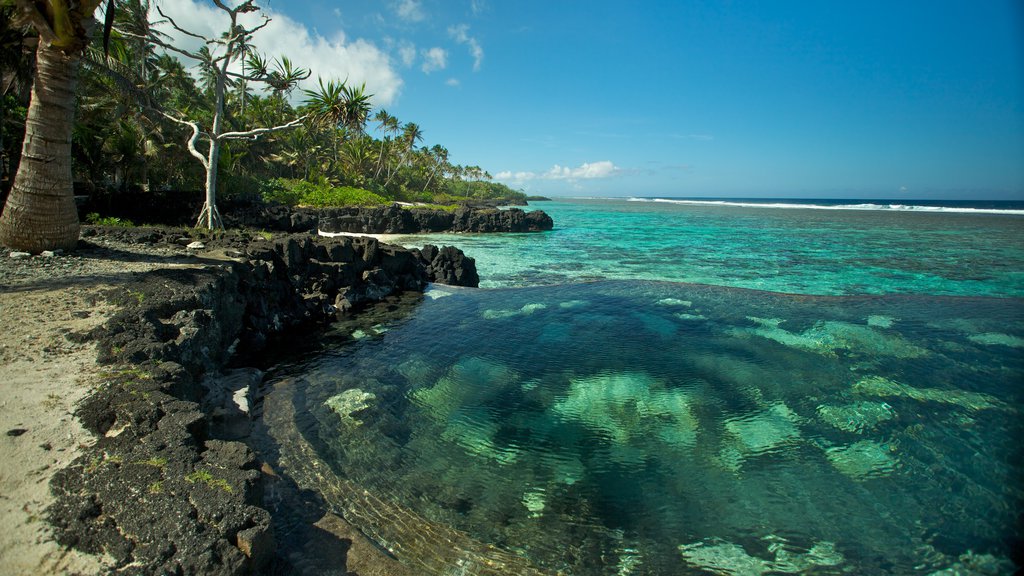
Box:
(269, 199, 1024, 574)
(382, 199, 1024, 295)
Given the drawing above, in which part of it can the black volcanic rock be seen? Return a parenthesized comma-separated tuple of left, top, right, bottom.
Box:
(48, 228, 479, 575)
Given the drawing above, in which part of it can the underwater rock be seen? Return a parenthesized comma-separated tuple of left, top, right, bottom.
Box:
(817, 401, 895, 433)
(967, 332, 1024, 348)
(730, 319, 929, 359)
(679, 535, 843, 575)
(825, 439, 897, 480)
(551, 372, 698, 453)
(853, 376, 1004, 411)
(325, 388, 377, 426)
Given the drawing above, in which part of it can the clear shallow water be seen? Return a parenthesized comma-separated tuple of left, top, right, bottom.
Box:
(270, 282, 1023, 575)
(377, 199, 1024, 295)
(270, 199, 1024, 574)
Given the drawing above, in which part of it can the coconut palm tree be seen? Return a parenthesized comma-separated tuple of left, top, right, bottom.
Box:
(0, 0, 112, 252)
(371, 109, 395, 181)
(384, 121, 421, 188)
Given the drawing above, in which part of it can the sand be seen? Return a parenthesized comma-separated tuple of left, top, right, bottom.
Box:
(0, 240, 195, 575)
(0, 284, 115, 575)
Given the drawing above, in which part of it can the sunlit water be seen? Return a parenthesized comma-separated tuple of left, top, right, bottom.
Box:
(375, 199, 1024, 295)
(265, 199, 1024, 574)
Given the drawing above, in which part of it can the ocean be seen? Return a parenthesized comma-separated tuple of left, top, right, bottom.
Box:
(261, 198, 1023, 575)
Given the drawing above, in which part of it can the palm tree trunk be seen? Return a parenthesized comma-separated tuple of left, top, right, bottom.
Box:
(0, 43, 80, 253)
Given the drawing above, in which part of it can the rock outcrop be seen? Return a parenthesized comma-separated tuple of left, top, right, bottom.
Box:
(318, 204, 554, 234)
(48, 228, 478, 575)
(222, 203, 554, 235)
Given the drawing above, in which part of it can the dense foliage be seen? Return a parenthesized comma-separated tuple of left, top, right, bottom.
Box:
(0, 1, 526, 210)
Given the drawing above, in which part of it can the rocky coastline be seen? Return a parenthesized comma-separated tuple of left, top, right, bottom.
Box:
(219, 203, 554, 235)
(78, 191, 554, 236)
(2, 226, 480, 575)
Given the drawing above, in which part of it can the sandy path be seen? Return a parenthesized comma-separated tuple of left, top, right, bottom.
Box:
(0, 284, 119, 575)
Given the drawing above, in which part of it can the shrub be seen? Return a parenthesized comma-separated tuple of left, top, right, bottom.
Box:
(300, 185, 387, 207)
(85, 213, 134, 227)
(261, 178, 387, 207)
(260, 178, 304, 206)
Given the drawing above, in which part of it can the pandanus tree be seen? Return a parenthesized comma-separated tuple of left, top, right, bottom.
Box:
(131, 0, 311, 228)
(0, 0, 116, 252)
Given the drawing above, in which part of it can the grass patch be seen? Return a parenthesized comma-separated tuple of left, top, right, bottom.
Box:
(403, 203, 459, 212)
(135, 457, 168, 469)
(86, 213, 135, 227)
(185, 469, 234, 493)
(85, 453, 123, 473)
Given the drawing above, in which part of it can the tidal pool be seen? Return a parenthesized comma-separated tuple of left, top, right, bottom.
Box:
(263, 281, 1022, 575)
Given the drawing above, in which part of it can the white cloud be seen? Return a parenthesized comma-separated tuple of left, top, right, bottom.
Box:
(397, 40, 417, 67)
(332, 8, 341, 18)
(496, 161, 621, 182)
(153, 0, 403, 106)
(420, 47, 448, 73)
(448, 24, 484, 71)
(446, 78, 461, 87)
(394, 0, 425, 22)
(470, 0, 487, 16)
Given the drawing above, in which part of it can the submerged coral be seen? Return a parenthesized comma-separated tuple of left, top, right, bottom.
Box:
(482, 303, 548, 319)
(718, 403, 802, 471)
(968, 332, 1024, 348)
(817, 401, 896, 433)
(867, 315, 896, 328)
(731, 319, 929, 359)
(656, 298, 692, 307)
(552, 372, 699, 454)
(679, 535, 843, 575)
(825, 439, 897, 480)
(410, 357, 520, 462)
(853, 376, 1004, 411)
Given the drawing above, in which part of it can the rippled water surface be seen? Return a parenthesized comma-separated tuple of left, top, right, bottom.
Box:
(379, 199, 1024, 295)
(268, 281, 1023, 575)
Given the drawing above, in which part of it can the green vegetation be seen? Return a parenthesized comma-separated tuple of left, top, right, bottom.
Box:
(86, 213, 135, 227)
(260, 178, 387, 207)
(185, 469, 234, 493)
(135, 457, 168, 469)
(0, 0, 528, 229)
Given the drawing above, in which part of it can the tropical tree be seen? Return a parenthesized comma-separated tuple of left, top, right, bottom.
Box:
(370, 108, 395, 181)
(422, 144, 449, 192)
(0, 0, 115, 252)
(135, 0, 311, 228)
(384, 121, 421, 188)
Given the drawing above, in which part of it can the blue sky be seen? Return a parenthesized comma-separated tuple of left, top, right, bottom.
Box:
(165, 1, 1024, 199)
